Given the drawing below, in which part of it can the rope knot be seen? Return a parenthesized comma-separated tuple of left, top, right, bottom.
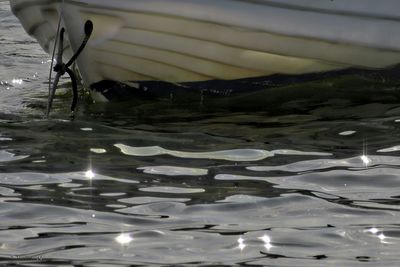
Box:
(53, 62, 66, 75)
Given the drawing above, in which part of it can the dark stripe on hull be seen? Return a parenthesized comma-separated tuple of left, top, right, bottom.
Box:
(91, 65, 400, 102)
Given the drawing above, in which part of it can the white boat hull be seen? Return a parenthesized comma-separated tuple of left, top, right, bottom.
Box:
(10, 0, 400, 101)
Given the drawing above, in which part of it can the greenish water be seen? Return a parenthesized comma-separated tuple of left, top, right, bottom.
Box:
(3, 3, 400, 267)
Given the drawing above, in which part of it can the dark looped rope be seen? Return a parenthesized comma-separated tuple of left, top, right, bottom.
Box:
(47, 20, 93, 117)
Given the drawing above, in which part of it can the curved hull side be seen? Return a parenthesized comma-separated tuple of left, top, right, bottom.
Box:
(10, 0, 400, 101)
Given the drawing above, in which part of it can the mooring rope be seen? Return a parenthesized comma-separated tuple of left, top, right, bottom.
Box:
(47, 0, 65, 117)
(46, 0, 93, 118)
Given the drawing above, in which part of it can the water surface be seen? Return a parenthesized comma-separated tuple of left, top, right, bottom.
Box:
(2, 3, 400, 266)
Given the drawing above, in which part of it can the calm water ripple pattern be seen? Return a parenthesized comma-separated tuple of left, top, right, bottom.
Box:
(2, 2, 400, 266)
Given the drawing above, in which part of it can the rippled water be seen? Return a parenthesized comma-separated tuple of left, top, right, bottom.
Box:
(3, 3, 400, 266)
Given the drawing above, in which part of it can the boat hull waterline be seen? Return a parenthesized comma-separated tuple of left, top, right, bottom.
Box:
(10, 0, 400, 101)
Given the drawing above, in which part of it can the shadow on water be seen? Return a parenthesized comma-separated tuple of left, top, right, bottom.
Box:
(83, 72, 400, 121)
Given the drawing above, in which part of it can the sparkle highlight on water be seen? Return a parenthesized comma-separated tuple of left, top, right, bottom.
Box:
(11, 78, 23, 85)
(366, 227, 379, 235)
(115, 233, 133, 245)
(85, 169, 95, 179)
(237, 237, 246, 251)
(360, 154, 371, 167)
(259, 234, 272, 251)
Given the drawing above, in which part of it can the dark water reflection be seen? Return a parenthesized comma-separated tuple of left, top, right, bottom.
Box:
(2, 3, 400, 267)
